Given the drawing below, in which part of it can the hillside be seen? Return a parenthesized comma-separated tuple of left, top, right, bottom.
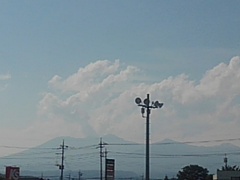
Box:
(0, 135, 240, 179)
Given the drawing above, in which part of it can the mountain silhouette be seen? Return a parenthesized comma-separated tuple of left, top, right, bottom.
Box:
(0, 135, 239, 179)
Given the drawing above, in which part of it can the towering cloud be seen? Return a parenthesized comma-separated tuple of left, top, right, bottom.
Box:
(37, 57, 240, 144)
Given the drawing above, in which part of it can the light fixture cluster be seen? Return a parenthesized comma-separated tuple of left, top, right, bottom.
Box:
(135, 96, 163, 118)
(135, 97, 163, 108)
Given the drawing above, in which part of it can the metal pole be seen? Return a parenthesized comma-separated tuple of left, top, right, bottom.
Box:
(146, 94, 150, 180)
(100, 138, 103, 180)
(135, 94, 163, 180)
(60, 140, 64, 180)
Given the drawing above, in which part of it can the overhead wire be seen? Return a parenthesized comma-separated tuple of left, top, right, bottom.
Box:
(1, 137, 240, 172)
(106, 137, 240, 146)
(0, 137, 240, 150)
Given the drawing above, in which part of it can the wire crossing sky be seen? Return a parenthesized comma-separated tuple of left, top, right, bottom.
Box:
(0, 0, 240, 156)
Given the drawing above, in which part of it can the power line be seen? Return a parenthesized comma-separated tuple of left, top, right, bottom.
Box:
(108, 150, 240, 158)
(1, 137, 240, 150)
(106, 137, 240, 146)
(152, 137, 240, 145)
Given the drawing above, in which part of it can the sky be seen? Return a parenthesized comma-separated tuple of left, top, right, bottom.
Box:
(0, 0, 240, 156)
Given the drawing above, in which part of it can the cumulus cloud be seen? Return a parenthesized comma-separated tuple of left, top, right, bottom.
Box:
(37, 57, 240, 144)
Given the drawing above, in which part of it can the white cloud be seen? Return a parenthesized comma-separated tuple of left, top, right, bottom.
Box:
(32, 56, 240, 146)
(1, 57, 240, 156)
(48, 60, 129, 93)
(0, 73, 11, 91)
(197, 56, 240, 98)
(0, 73, 11, 80)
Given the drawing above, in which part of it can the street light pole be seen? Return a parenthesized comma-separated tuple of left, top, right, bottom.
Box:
(135, 94, 163, 180)
(146, 94, 150, 180)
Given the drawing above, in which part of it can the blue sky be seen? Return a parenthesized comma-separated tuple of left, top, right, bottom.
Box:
(0, 1, 240, 156)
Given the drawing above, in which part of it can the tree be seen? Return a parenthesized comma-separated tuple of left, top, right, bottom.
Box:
(177, 164, 209, 180)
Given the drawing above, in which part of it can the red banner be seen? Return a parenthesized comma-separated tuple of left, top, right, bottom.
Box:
(6, 166, 20, 180)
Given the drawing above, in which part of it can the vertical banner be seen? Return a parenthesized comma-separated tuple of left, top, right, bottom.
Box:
(105, 159, 115, 180)
(6, 166, 20, 180)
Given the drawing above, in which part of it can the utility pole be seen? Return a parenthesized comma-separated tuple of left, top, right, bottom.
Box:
(100, 138, 104, 180)
(59, 140, 68, 180)
(98, 138, 107, 180)
(146, 95, 150, 180)
(135, 94, 163, 180)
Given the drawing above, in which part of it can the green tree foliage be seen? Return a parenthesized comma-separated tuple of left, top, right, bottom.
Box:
(177, 164, 209, 180)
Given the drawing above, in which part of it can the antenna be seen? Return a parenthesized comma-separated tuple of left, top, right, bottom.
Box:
(224, 153, 228, 168)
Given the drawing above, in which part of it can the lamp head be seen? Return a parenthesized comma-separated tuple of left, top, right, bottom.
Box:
(158, 102, 164, 108)
(154, 101, 164, 108)
(135, 97, 142, 105)
(143, 98, 150, 106)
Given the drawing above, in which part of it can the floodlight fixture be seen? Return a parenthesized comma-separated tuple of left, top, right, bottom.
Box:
(141, 107, 145, 117)
(143, 98, 150, 106)
(153, 101, 164, 108)
(158, 102, 164, 108)
(135, 97, 142, 105)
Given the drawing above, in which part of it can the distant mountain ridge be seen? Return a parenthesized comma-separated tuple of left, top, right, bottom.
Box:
(0, 135, 240, 179)
(36, 134, 133, 148)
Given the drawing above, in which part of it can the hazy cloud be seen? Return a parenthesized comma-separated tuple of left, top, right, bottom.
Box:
(0, 73, 11, 80)
(0, 73, 11, 91)
(37, 57, 240, 144)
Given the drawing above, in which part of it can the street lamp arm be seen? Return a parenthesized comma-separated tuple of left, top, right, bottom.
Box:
(138, 104, 160, 109)
(138, 104, 147, 108)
